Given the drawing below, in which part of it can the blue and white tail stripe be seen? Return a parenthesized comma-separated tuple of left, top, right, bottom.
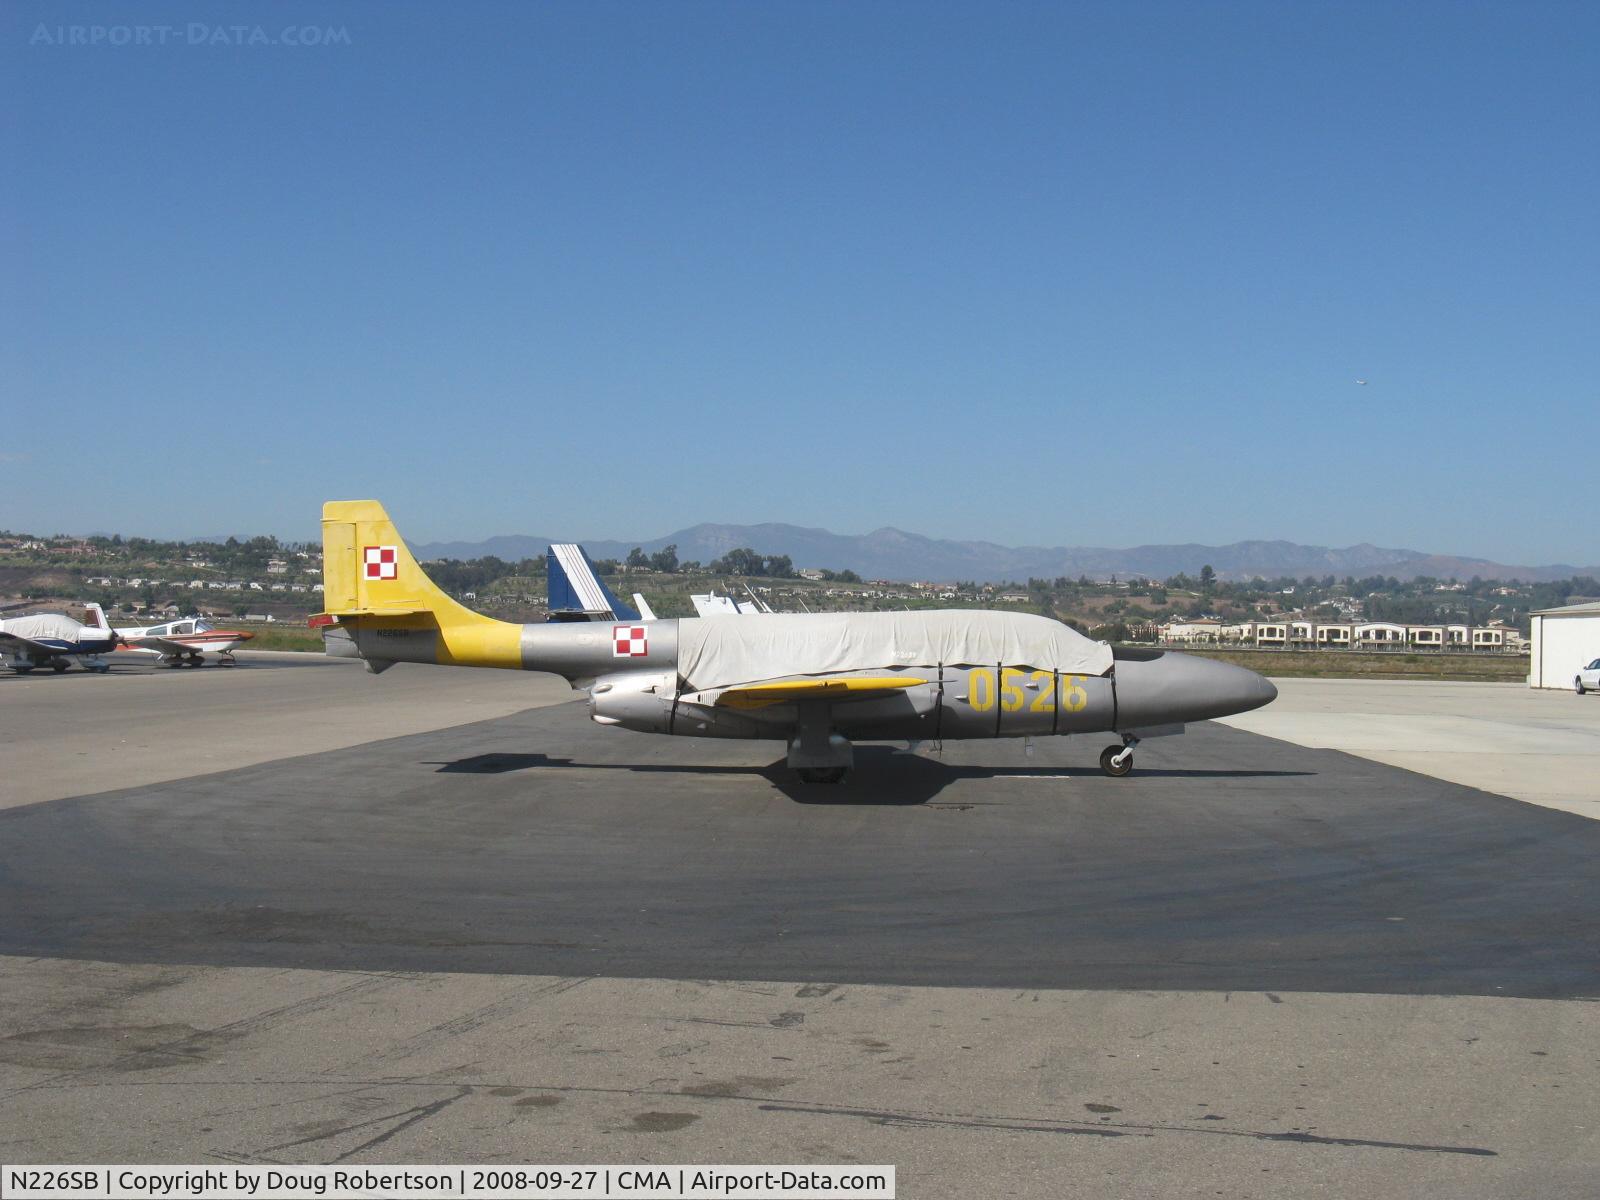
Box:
(547, 543, 640, 622)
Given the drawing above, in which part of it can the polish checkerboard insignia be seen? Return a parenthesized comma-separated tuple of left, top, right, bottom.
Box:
(363, 545, 399, 580)
(613, 625, 648, 657)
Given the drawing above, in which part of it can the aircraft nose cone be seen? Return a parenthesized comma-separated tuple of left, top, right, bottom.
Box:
(1241, 669, 1277, 712)
(1188, 656, 1277, 718)
(1113, 651, 1279, 726)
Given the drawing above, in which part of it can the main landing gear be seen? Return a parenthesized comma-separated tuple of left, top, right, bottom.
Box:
(796, 767, 849, 785)
(789, 703, 853, 785)
(1099, 736, 1140, 778)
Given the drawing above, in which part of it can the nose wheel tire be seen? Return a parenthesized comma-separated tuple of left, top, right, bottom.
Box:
(1579, 678, 1588, 695)
(1099, 745, 1134, 777)
(50, 660, 70, 673)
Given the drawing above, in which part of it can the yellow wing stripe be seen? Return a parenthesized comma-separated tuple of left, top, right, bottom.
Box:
(715, 676, 928, 710)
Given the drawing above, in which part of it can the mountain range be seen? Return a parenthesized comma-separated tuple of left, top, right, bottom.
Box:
(412, 524, 1600, 585)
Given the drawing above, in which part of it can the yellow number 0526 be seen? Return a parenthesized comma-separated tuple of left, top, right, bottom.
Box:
(967, 669, 1088, 714)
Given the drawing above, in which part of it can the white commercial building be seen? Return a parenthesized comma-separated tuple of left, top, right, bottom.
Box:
(1528, 601, 1600, 689)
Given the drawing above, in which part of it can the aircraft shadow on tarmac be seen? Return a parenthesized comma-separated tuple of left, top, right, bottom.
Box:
(424, 748, 1315, 806)
(0, 657, 323, 680)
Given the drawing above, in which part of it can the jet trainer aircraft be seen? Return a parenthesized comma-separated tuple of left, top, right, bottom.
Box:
(0, 603, 118, 673)
(314, 501, 1277, 781)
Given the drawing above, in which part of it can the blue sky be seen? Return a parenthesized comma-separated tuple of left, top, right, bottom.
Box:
(5, 1, 1598, 565)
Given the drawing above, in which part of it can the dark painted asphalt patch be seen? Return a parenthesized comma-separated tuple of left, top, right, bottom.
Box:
(2, 702, 1596, 997)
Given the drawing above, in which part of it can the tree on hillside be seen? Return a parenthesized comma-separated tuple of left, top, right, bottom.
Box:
(648, 544, 679, 574)
(626, 547, 649, 570)
(1200, 564, 1216, 591)
(713, 547, 765, 576)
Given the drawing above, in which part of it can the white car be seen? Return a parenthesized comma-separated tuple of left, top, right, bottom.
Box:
(1577, 658, 1600, 694)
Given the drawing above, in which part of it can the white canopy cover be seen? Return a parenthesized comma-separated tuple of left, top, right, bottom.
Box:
(0, 613, 89, 643)
(676, 609, 1113, 693)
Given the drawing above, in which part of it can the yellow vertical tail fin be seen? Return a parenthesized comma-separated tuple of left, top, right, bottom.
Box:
(321, 499, 483, 621)
(319, 500, 524, 668)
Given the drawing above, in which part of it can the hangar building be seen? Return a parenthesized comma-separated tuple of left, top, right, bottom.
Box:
(1528, 601, 1600, 689)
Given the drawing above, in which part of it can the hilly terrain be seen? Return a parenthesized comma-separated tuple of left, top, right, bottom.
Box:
(412, 524, 1599, 584)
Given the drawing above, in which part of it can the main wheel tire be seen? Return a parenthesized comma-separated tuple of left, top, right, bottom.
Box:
(15, 665, 34, 674)
(797, 767, 848, 785)
(1578, 677, 1588, 695)
(50, 660, 69, 673)
(1100, 745, 1133, 777)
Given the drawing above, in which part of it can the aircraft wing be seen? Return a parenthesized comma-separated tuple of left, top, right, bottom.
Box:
(0, 630, 62, 655)
(713, 675, 929, 710)
(0, 630, 98, 659)
(120, 635, 193, 655)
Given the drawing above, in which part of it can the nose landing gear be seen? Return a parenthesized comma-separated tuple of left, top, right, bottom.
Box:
(1099, 736, 1140, 777)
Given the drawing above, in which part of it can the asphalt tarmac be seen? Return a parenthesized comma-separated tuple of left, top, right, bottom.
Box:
(2, 657, 1596, 1196)
(4, 701, 1598, 998)
(1219, 678, 1600, 819)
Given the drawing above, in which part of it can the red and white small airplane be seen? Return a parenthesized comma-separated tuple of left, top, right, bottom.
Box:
(114, 617, 255, 667)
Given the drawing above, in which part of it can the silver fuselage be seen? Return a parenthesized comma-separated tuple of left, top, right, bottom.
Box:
(332, 618, 1276, 744)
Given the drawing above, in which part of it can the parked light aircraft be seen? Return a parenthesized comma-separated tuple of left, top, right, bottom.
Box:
(691, 586, 771, 617)
(114, 617, 255, 667)
(0, 603, 118, 673)
(314, 501, 1277, 781)
(546, 543, 640, 623)
(545, 544, 772, 622)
